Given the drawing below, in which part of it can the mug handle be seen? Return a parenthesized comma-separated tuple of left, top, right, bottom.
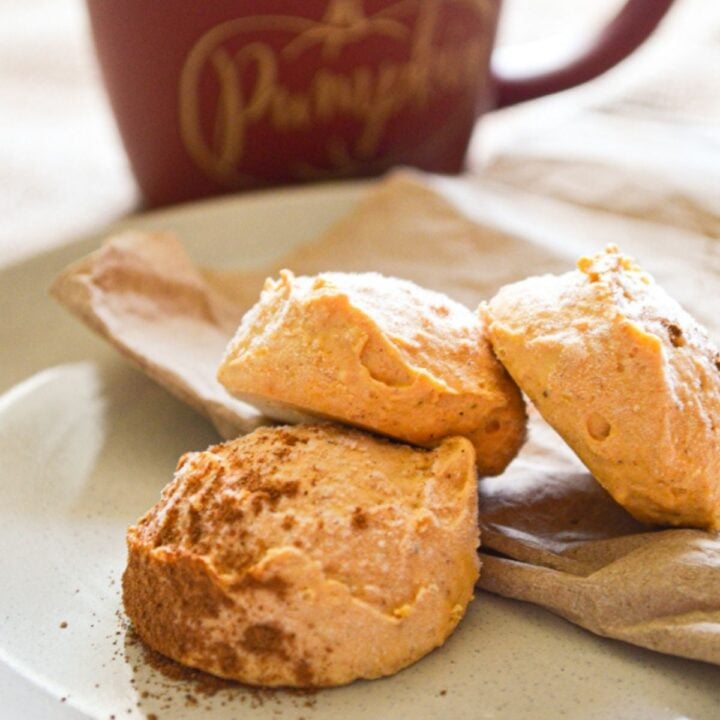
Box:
(491, 0, 675, 108)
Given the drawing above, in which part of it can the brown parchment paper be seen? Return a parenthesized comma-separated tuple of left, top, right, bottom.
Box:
(50, 231, 262, 438)
(51, 170, 720, 666)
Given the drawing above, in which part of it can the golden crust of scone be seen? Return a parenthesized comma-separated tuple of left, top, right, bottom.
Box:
(484, 245, 720, 531)
(123, 424, 480, 687)
(217, 270, 526, 476)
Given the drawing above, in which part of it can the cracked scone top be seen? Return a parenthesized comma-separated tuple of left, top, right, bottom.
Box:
(217, 270, 526, 476)
(123, 424, 480, 687)
(484, 245, 720, 530)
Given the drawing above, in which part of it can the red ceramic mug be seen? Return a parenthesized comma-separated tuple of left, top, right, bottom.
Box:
(87, 0, 674, 207)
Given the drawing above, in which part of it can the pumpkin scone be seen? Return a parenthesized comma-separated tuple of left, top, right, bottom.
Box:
(483, 245, 720, 530)
(123, 424, 480, 687)
(217, 270, 526, 476)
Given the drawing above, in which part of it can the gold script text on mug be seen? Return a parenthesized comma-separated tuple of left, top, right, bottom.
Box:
(179, 0, 494, 184)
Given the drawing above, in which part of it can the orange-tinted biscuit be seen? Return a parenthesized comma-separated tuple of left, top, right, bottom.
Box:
(123, 424, 480, 687)
(484, 245, 720, 530)
(218, 270, 526, 475)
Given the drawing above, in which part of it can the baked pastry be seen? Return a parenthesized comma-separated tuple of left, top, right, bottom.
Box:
(217, 270, 526, 476)
(123, 424, 480, 687)
(484, 245, 720, 530)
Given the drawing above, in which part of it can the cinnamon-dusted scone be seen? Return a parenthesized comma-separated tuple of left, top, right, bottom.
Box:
(484, 245, 720, 530)
(217, 271, 526, 476)
(123, 424, 480, 687)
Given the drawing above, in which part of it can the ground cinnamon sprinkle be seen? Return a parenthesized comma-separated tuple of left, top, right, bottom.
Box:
(294, 659, 314, 687)
(351, 507, 368, 529)
(139, 640, 232, 694)
(126, 626, 318, 715)
(241, 623, 290, 658)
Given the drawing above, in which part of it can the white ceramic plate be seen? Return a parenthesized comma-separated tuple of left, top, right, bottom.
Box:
(1, 181, 718, 720)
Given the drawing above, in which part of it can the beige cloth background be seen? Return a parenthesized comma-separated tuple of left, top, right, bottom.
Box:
(1, 0, 719, 268)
